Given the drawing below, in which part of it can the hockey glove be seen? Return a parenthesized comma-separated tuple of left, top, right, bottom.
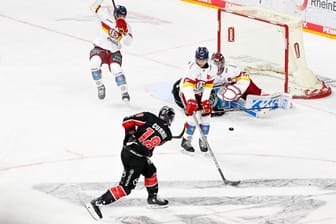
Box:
(201, 100, 212, 114)
(123, 129, 136, 145)
(116, 17, 128, 34)
(123, 130, 135, 145)
(185, 99, 197, 116)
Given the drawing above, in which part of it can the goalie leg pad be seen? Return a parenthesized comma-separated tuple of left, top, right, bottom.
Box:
(245, 92, 292, 110)
(280, 93, 293, 109)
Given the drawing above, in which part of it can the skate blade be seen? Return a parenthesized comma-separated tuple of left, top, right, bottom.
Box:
(84, 203, 100, 221)
(180, 148, 195, 155)
(146, 204, 168, 209)
(122, 98, 130, 103)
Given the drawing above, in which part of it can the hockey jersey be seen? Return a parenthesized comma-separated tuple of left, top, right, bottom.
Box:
(93, 6, 133, 52)
(180, 61, 216, 102)
(122, 112, 172, 157)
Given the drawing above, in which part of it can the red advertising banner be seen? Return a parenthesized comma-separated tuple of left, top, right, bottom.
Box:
(183, 0, 336, 39)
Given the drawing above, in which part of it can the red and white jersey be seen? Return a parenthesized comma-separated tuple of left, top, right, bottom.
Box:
(213, 62, 262, 100)
(213, 63, 243, 86)
(180, 61, 216, 102)
(93, 6, 133, 52)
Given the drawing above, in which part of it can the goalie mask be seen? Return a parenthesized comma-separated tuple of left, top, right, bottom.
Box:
(158, 106, 175, 126)
(211, 52, 225, 75)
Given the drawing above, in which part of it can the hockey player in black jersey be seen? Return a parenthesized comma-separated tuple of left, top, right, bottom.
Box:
(85, 106, 175, 220)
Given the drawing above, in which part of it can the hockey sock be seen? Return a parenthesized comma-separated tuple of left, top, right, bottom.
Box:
(146, 184, 159, 197)
(144, 173, 158, 191)
(91, 69, 102, 81)
(200, 124, 210, 135)
(100, 185, 127, 205)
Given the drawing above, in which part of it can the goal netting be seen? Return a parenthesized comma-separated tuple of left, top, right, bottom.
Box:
(217, 6, 331, 99)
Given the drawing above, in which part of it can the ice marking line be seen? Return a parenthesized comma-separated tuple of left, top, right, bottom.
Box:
(34, 179, 336, 224)
(64, 148, 86, 159)
(142, 38, 214, 56)
(294, 100, 336, 116)
(0, 14, 91, 43)
(0, 153, 118, 171)
(0, 13, 206, 71)
(222, 152, 336, 164)
(0, 14, 198, 71)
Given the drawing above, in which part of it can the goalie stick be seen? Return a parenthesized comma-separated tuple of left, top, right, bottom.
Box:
(192, 113, 240, 186)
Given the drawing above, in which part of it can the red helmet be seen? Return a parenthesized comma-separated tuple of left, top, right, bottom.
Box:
(211, 52, 225, 74)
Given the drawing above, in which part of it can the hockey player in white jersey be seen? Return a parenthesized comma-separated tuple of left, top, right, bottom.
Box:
(211, 52, 292, 117)
(211, 52, 262, 102)
(89, 0, 133, 102)
(173, 52, 291, 118)
(172, 52, 261, 116)
(180, 47, 217, 153)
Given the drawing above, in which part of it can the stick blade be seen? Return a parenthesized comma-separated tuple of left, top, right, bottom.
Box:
(224, 180, 241, 186)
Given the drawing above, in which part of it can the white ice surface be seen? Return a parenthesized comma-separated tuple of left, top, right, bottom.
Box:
(1, 0, 336, 223)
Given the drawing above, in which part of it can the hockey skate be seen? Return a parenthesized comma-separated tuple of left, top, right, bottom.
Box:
(97, 85, 106, 100)
(198, 138, 208, 152)
(85, 198, 103, 220)
(147, 194, 168, 209)
(121, 92, 130, 102)
(181, 138, 195, 152)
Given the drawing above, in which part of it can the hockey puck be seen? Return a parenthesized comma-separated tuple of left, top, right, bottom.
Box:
(228, 127, 234, 131)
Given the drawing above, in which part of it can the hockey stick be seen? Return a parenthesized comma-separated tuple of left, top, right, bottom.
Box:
(213, 105, 277, 114)
(192, 113, 240, 186)
(172, 126, 185, 139)
(111, 0, 116, 9)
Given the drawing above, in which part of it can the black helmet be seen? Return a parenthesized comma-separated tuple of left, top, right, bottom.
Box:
(195, 47, 209, 60)
(158, 106, 175, 125)
(114, 5, 127, 19)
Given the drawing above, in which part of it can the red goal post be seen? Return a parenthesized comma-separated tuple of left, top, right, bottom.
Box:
(217, 6, 331, 99)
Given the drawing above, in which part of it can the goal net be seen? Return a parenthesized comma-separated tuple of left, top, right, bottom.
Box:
(217, 6, 331, 99)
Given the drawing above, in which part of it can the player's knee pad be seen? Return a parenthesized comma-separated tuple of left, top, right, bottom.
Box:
(110, 63, 122, 76)
(90, 55, 102, 70)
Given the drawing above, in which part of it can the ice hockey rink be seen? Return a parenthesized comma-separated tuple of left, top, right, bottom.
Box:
(1, 0, 336, 223)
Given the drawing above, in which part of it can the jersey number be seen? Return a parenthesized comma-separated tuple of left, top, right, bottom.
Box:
(138, 128, 161, 150)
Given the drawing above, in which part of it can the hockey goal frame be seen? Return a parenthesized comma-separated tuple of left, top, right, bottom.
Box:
(217, 7, 331, 99)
